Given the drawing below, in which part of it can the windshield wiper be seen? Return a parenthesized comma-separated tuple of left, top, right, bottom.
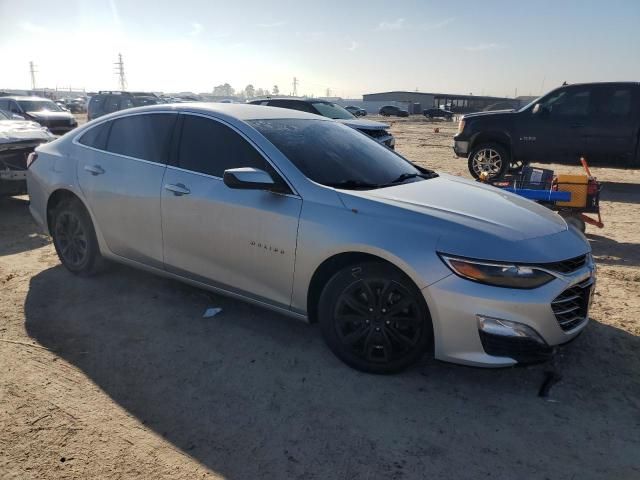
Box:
(389, 172, 422, 184)
(325, 180, 383, 190)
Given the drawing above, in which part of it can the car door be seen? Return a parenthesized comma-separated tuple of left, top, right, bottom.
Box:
(518, 86, 594, 163)
(161, 113, 302, 308)
(75, 112, 177, 268)
(589, 84, 639, 164)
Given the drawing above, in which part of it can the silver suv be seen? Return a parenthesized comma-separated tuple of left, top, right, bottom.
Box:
(27, 104, 595, 373)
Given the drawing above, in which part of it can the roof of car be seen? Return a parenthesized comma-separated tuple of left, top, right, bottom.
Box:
(95, 102, 326, 121)
(250, 97, 333, 104)
(1, 96, 54, 101)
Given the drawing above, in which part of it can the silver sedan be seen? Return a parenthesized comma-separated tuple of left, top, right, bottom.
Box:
(26, 104, 595, 373)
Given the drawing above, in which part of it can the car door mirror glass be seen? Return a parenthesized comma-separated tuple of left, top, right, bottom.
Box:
(223, 167, 277, 191)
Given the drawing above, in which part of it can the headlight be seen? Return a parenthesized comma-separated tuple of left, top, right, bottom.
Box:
(457, 119, 466, 134)
(439, 254, 554, 289)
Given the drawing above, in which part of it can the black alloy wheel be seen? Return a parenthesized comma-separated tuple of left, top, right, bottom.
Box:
(319, 262, 432, 373)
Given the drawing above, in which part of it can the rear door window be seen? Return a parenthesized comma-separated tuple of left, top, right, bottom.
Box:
(178, 114, 274, 178)
(598, 87, 633, 117)
(105, 113, 177, 163)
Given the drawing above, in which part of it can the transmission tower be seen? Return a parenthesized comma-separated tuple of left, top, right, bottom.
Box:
(292, 77, 298, 97)
(29, 61, 37, 90)
(114, 53, 127, 91)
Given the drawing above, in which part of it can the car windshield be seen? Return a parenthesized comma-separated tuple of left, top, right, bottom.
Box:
(250, 119, 433, 189)
(311, 102, 355, 120)
(17, 100, 63, 112)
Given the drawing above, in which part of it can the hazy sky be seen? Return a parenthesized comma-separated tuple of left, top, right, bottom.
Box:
(1, 0, 639, 98)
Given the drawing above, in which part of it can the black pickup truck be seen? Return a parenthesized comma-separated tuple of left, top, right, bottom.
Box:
(453, 82, 640, 178)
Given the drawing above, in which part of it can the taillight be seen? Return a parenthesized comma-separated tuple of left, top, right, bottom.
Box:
(26, 152, 38, 168)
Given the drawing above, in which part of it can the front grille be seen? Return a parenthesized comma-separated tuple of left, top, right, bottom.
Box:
(551, 279, 592, 331)
(538, 254, 588, 274)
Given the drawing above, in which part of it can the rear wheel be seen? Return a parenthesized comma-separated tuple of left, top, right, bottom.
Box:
(468, 143, 509, 179)
(319, 262, 433, 374)
(51, 198, 103, 276)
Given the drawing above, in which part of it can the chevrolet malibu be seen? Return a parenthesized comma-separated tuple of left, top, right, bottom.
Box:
(27, 104, 595, 373)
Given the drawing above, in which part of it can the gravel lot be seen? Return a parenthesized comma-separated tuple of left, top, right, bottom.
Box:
(1, 117, 639, 479)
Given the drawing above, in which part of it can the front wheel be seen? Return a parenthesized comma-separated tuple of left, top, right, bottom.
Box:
(468, 143, 510, 180)
(319, 262, 433, 374)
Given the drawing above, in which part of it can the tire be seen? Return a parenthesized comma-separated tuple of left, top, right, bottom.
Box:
(468, 143, 510, 180)
(318, 262, 433, 374)
(51, 198, 103, 276)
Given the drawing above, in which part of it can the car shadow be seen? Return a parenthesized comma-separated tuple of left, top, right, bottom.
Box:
(0, 195, 50, 256)
(600, 181, 640, 204)
(25, 264, 640, 479)
(588, 233, 640, 268)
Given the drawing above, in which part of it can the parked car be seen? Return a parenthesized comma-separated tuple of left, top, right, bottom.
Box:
(423, 108, 454, 120)
(0, 109, 54, 197)
(454, 82, 640, 178)
(379, 105, 409, 117)
(0, 96, 78, 135)
(27, 103, 594, 373)
(64, 98, 87, 114)
(249, 98, 394, 148)
(345, 105, 367, 117)
(87, 91, 164, 120)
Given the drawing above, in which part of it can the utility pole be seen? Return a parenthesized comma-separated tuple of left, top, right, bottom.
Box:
(114, 53, 127, 91)
(292, 77, 298, 97)
(325, 87, 331, 98)
(29, 61, 37, 90)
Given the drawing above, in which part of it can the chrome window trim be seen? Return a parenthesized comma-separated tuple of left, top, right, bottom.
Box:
(176, 111, 300, 197)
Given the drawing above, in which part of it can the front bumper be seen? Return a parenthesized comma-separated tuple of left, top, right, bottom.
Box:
(452, 139, 469, 157)
(423, 264, 594, 367)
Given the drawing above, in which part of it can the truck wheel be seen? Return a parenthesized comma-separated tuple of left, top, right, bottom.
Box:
(468, 143, 509, 179)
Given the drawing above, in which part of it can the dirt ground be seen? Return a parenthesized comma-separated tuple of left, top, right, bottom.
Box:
(1, 117, 639, 480)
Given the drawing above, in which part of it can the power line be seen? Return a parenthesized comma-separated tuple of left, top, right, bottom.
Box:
(29, 61, 37, 90)
(292, 76, 298, 96)
(114, 53, 127, 91)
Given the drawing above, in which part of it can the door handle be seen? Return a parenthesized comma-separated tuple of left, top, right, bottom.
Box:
(84, 165, 105, 175)
(164, 183, 191, 196)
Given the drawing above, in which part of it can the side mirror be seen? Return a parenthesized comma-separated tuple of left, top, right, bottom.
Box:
(532, 103, 549, 117)
(223, 167, 278, 191)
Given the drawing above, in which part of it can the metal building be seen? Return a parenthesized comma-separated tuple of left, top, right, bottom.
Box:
(361, 91, 520, 114)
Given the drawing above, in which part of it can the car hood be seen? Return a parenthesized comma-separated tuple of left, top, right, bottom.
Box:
(26, 110, 75, 120)
(0, 120, 54, 145)
(337, 174, 590, 263)
(336, 118, 389, 130)
(462, 109, 516, 120)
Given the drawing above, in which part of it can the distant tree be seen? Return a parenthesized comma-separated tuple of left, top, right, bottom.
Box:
(213, 83, 235, 97)
(255, 88, 265, 97)
(244, 84, 255, 98)
(272, 85, 279, 95)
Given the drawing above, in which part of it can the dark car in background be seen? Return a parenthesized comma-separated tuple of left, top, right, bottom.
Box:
(423, 108, 454, 120)
(249, 98, 395, 148)
(345, 105, 366, 117)
(0, 96, 77, 135)
(379, 105, 409, 117)
(87, 91, 164, 120)
(454, 82, 640, 178)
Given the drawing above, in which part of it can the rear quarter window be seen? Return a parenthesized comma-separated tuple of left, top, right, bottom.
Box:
(78, 122, 111, 150)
